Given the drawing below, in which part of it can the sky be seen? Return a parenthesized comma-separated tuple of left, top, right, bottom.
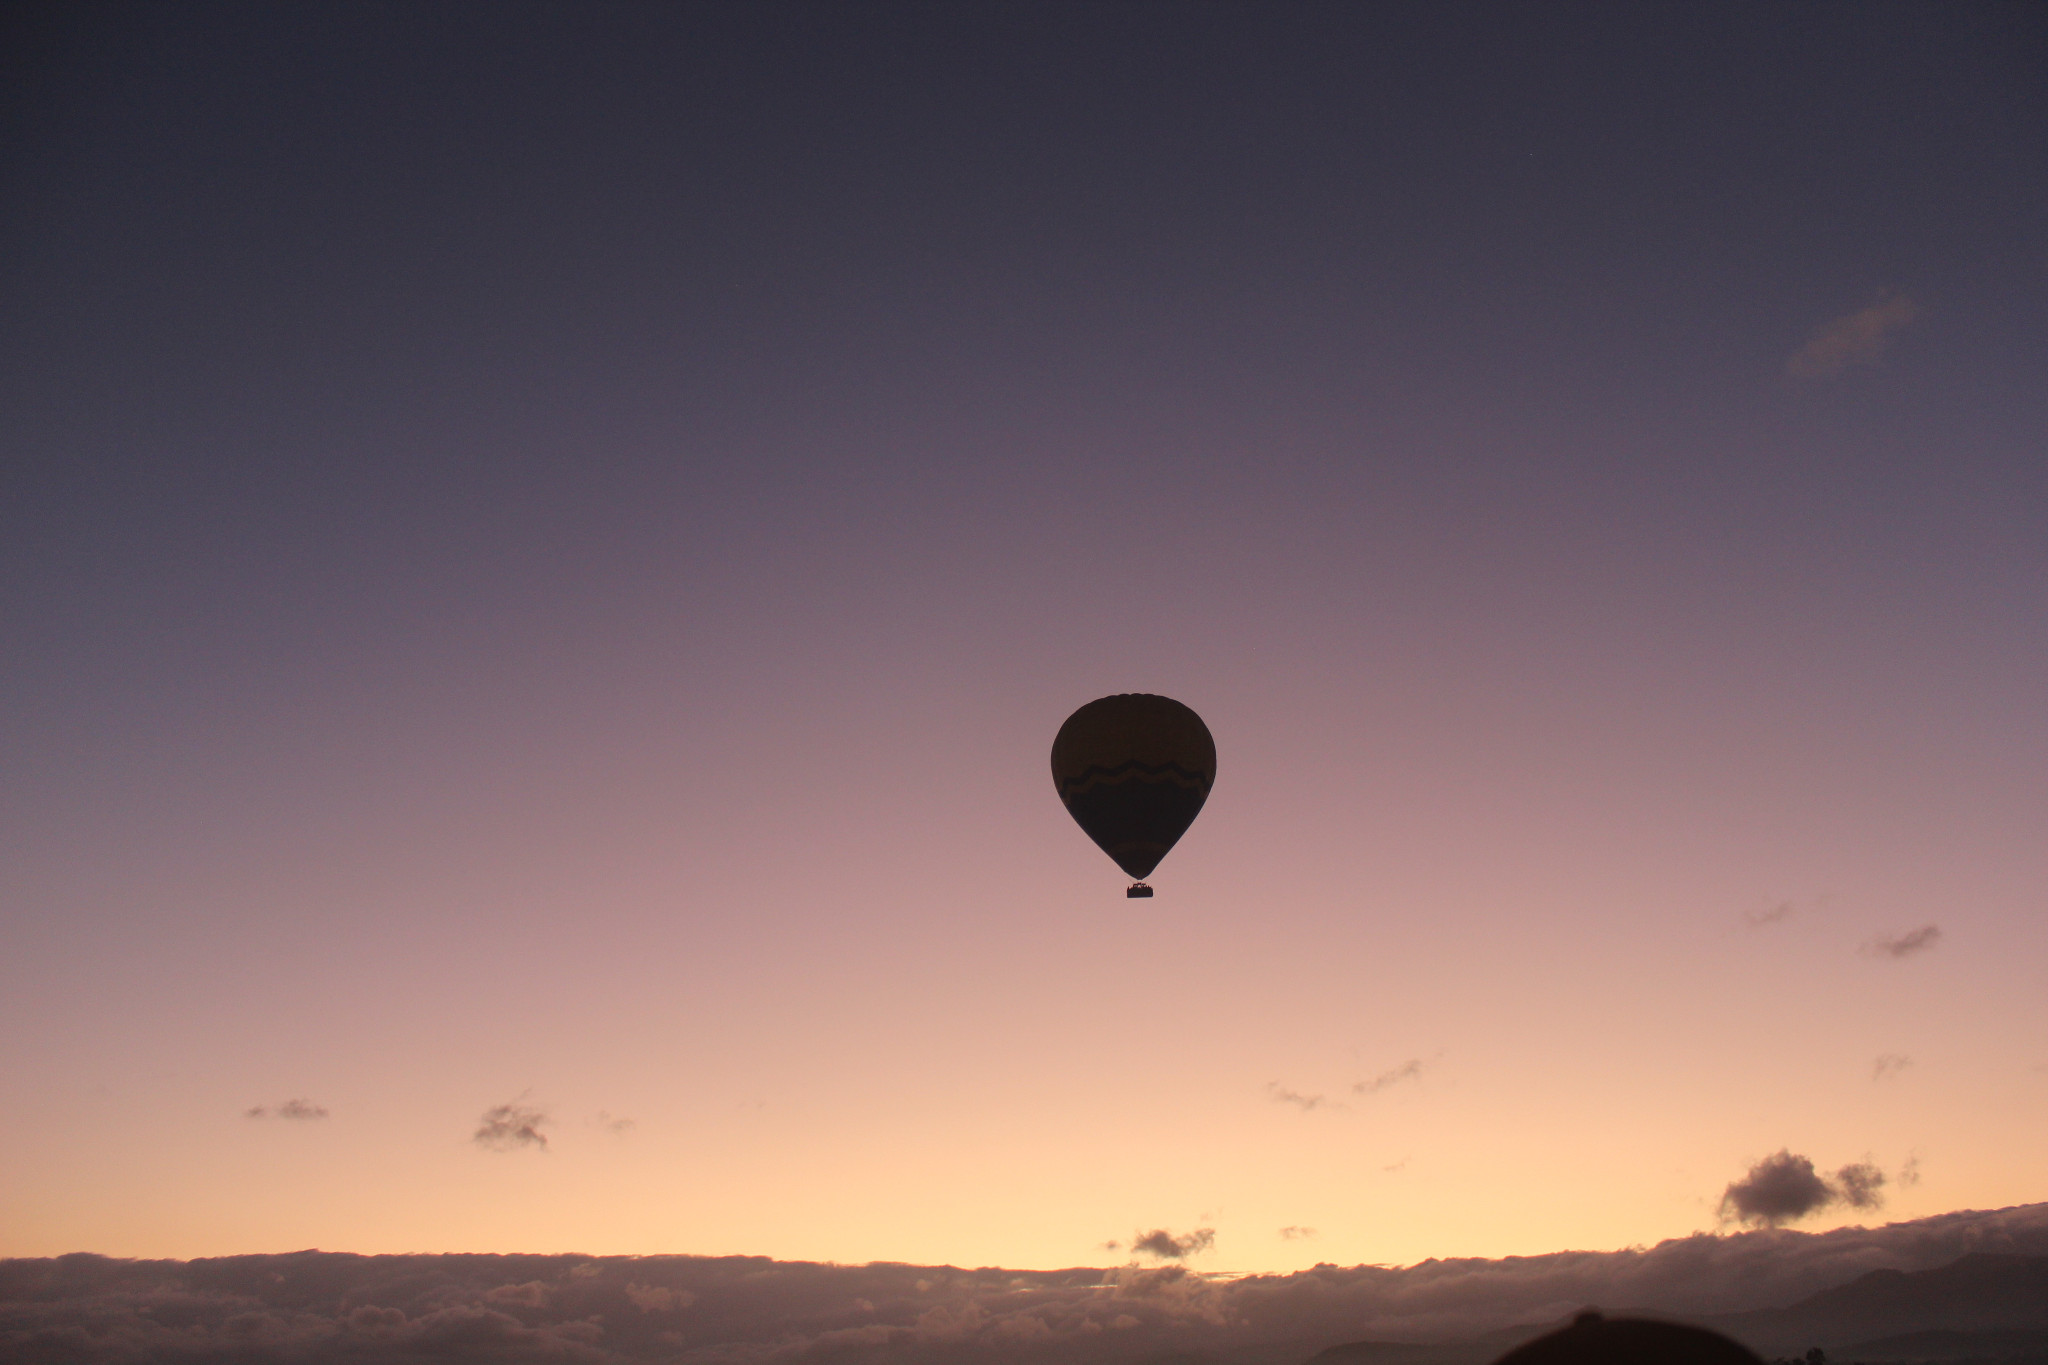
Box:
(2, 1, 2045, 1274)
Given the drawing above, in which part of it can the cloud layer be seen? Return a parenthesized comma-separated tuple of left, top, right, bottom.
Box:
(6, 1204, 2045, 1364)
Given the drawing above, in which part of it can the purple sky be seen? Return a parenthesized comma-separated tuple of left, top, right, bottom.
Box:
(2, 1, 2045, 1270)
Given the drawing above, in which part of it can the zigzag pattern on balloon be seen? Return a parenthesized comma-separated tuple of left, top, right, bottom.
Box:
(1054, 758, 1213, 804)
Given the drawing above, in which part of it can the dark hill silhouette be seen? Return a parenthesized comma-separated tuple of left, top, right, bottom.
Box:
(1492, 1312, 1761, 1365)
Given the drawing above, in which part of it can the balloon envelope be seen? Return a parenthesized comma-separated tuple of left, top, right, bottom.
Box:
(1051, 694, 1216, 881)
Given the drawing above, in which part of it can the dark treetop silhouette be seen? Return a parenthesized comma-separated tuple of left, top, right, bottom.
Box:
(1051, 693, 1215, 897)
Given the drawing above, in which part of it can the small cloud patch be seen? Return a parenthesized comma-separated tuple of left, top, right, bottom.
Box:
(1872, 1053, 1912, 1082)
(1278, 1226, 1317, 1241)
(1835, 1161, 1886, 1210)
(474, 1099, 549, 1152)
(1864, 925, 1941, 959)
(1129, 1228, 1215, 1261)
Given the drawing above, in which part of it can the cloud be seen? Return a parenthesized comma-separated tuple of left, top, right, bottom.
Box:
(1266, 1083, 1326, 1112)
(595, 1111, 635, 1135)
(624, 1283, 695, 1313)
(1354, 1059, 1424, 1095)
(1863, 925, 1942, 959)
(474, 1099, 549, 1152)
(1835, 1161, 1886, 1211)
(8, 1205, 2048, 1364)
(245, 1098, 329, 1120)
(1720, 1151, 1834, 1227)
(482, 1281, 552, 1308)
(1718, 1150, 1891, 1227)
(1785, 294, 1918, 379)
(1872, 1053, 1912, 1081)
(1278, 1226, 1317, 1241)
(1129, 1228, 1215, 1261)
(1744, 902, 1793, 928)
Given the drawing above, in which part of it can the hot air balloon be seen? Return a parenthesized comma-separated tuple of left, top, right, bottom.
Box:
(1051, 693, 1215, 897)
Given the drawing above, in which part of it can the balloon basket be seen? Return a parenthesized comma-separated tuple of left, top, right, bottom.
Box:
(1126, 883, 1154, 898)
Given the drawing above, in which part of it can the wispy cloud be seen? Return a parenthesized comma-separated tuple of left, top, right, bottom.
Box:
(595, 1110, 635, 1135)
(1129, 1228, 1215, 1261)
(1786, 294, 1917, 379)
(1353, 1058, 1424, 1095)
(1278, 1225, 1317, 1241)
(1718, 1150, 1889, 1227)
(1744, 901, 1794, 928)
(1872, 1053, 1912, 1081)
(474, 1098, 549, 1152)
(245, 1098, 329, 1120)
(1863, 924, 1941, 959)
(1265, 1083, 1326, 1112)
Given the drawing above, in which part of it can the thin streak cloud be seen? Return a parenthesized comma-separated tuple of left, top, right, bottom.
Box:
(1744, 902, 1793, 929)
(1354, 1059, 1425, 1095)
(1265, 1083, 1326, 1112)
(245, 1099, 328, 1120)
(1864, 925, 1942, 959)
(1786, 294, 1918, 378)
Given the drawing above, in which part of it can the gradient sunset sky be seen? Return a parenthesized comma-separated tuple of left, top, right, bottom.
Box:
(3, 1, 2044, 1273)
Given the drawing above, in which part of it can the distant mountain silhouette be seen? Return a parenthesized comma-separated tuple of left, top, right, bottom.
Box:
(1313, 1255, 2048, 1365)
(1702, 1253, 2048, 1359)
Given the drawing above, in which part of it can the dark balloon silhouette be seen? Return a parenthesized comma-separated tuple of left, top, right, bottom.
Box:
(1051, 693, 1215, 896)
(1491, 1312, 1764, 1365)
